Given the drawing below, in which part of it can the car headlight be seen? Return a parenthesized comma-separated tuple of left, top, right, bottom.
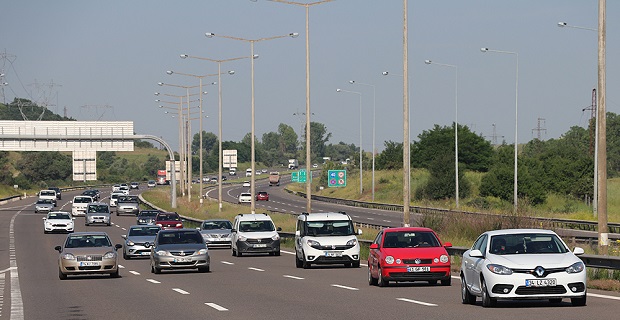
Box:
(346, 239, 357, 246)
(126, 240, 135, 246)
(439, 254, 449, 263)
(385, 256, 395, 264)
(487, 264, 513, 275)
(307, 239, 321, 248)
(566, 261, 585, 274)
(238, 235, 247, 242)
(103, 251, 116, 259)
(155, 250, 170, 256)
(45, 221, 53, 226)
(197, 249, 208, 255)
(175, 223, 183, 227)
(61, 253, 75, 260)
(271, 234, 280, 241)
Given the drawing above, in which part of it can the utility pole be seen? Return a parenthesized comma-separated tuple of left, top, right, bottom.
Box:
(597, 0, 608, 254)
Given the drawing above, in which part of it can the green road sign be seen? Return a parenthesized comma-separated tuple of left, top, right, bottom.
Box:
(291, 171, 299, 182)
(328, 170, 346, 187)
(298, 169, 307, 183)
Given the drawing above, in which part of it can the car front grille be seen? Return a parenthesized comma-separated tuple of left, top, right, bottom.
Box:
(311, 244, 355, 250)
(76, 255, 103, 262)
(515, 285, 567, 295)
(246, 238, 274, 245)
(402, 258, 433, 264)
(513, 267, 567, 278)
(170, 250, 195, 256)
(388, 272, 447, 280)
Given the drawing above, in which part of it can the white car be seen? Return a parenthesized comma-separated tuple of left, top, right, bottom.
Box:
(109, 192, 125, 207)
(238, 193, 252, 204)
(71, 195, 94, 216)
(242, 181, 251, 187)
(147, 180, 156, 188)
(43, 211, 75, 233)
(231, 213, 281, 256)
(460, 229, 587, 307)
(38, 189, 58, 206)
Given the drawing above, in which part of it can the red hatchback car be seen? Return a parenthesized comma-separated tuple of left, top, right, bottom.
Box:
(367, 227, 452, 287)
(155, 212, 183, 230)
(256, 191, 269, 201)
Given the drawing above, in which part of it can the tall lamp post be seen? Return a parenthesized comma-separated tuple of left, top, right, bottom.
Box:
(336, 88, 363, 195)
(424, 59, 459, 208)
(167, 69, 229, 205)
(266, 0, 334, 214)
(180, 54, 253, 212)
(156, 94, 187, 195)
(205, 32, 298, 214)
(480, 47, 519, 214)
(349, 80, 376, 201)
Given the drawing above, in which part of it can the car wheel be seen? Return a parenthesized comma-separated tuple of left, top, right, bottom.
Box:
(110, 269, 120, 278)
(571, 295, 587, 306)
(368, 265, 378, 286)
(461, 275, 476, 304)
(152, 264, 161, 274)
(85, 222, 89, 226)
(481, 278, 496, 308)
(344, 262, 352, 268)
(274, 250, 280, 256)
(302, 253, 311, 269)
(441, 277, 451, 286)
(352, 261, 360, 268)
(123, 251, 129, 260)
(428, 280, 438, 285)
(58, 269, 67, 280)
(116, 212, 119, 216)
(295, 252, 303, 268)
(232, 247, 236, 256)
(378, 267, 389, 287)
(44, 231, 48, 234)
(198, 266, 210, 273)
(549, 298, 562, 304)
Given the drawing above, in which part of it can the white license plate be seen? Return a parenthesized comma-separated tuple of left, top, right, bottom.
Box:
(174, 257, 192, 262)
(526, 278, 557, 287)
(79, 261, 101, 267)
(254, 244, 267, 248)
(324, 251, 343, 257)
(141, 252, 150, 255)
(407, 266, 430, 272)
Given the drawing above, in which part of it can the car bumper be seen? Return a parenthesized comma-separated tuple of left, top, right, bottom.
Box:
(117, 208, 139, 215)
(86, 216, 110, 224)
(59, 258, 118, 275)
(237, 239, 280, 254)
(483, 271, 587, 299)
(382, 264, 451, 282)
(152, 254, 210, 270)
(204, 238, 232, 248)
(72, 209, 87, 216)
(302, 245, 360, 265)
(124, 245, 153, 258)
(44, 225, 74, 233)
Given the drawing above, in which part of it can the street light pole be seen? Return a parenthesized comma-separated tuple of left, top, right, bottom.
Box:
(206, 32, 298, 214)
(403, 0, 410, 227)
(481, 47, 519, 214)
(336, 88, 363, 195)
(349, 80, 376, 201)
(424, 60, 459, 208)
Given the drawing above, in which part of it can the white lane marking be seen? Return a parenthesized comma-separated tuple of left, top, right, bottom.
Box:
(205, 303, 228, 311)
(220, 261, 234, 265)
(9, 209, 24, 320)
(360, 263, 368, 267)
(283, 275, 304, 280)
(397, 298, 438, 307)
(0, 272, 5, 317)
(146, 279, 161, 284)
(118, 265, 125, 269)
(331, 284, 359, 291)
(588, 293, 620, 301)
(121, 227, 126, 231)
(248, 267, 264, 272)
(281, 250, 295, 255)
(173, 288, 190, 295)
(129, 271, 140, 275)
(0, 267, 17, 274)
(115, 225, 120, 228)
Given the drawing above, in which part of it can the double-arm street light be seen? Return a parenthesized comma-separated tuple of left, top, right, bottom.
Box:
(349, 80, 376, 201)
(167, 69, 230, 206)
(424, 59, 460, 208)
(205, 31, 298, 214)
(336, 88, 363, 195)
(180, 54, 253, 212)
(480, 47, 519, 214)
(265, 0, 335, 214)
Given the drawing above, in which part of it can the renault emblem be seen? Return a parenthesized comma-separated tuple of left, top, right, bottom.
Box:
(534, 266, 545, 277)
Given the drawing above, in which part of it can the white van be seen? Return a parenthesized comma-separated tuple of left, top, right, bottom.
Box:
(71, 195, 94, 216)
(245, 168, 252, 177)
(38, 190, 58, 207)
(295, 212, 362, 268)
(231, 213, 281, 257)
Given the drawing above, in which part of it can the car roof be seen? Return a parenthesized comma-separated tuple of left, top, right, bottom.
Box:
(383, 227, 435, 233)
(88, 202, 108, 206)
(68, 231, 109, 236)
(129, 224, 160, 229)
(298, 212, 351, 221)
(483, 228, 557, 236)
(48, 211, 70, 215)
(236, 213, 273, 221)
(203, 219, 231, 222)
(158, 228, 198, 234)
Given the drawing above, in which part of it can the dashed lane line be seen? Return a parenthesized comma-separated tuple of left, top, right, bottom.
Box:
(129, 271, 140, 276)
(248, 267, 265, 272)
(205, 303, 229, 311)
(283, 275, 304, 280)
(396, 298, 438, 307)
(220, 261, 234, 265)
(146, 279, 161, 284)
(331, 284, 359, 291)
(173, 288, 190, 295)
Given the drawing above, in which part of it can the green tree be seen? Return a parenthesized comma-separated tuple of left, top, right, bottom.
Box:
(324, 142, 356, 164)
(16, 152, 72, 183)
(415, 150, 471, 200)
(303, 122, 331, 163)
(375, 141, 403, 170)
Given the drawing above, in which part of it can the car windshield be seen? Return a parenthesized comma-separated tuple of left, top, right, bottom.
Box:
(65, 235, 111, 248)
(382, 231, 441, 248)
(305, 220, 355, 236)
(489, 233, 569, 255)
(73, 197, 91, 203)
(238, 220, 276, 232)
(202, 221, 232, 230)
(139, 211, 159, 217)
(88, 205, 109, 213)
(40, 191, 55, 196)
(156, 214, 180, 221)
(119, 196, 138, 202)
(37, 199, 53, 204)
(48, 213, 71, 220)
(129, 226, 161, 236)
(157, 231, 203, 245)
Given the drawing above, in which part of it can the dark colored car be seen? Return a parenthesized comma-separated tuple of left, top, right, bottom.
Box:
(256, 191, 269, 201)
(155, 212, 183, 230)
(49, 187, 62, 200)
(82, 189, 99, 201)
(137, 210, 161, 225)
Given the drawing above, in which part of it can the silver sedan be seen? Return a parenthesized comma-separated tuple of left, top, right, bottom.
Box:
(122, 225, 161, 259)
(150, 229, 210, 274)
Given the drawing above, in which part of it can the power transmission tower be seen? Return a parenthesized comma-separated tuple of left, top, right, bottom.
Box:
(532, 118, 547, 140)
(486, 123, 504, 145)
(80, 105, 114, 121)
(0, 49, 17, 104)
(582, 88, 597, 155)
(28, 79, 62, 120)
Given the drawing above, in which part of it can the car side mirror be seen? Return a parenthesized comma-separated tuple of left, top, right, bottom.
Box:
(196, 227, 200, 230)
(277, 227, 282, 231)
(121, 235, 127, 239)
(55, 246, 62, 252)
(231, 229, 236, 233)
(573, 247, 585, 255)
(369, 243, 379, 250)
(42, 217, 46, 220)
(69, 201, 73, 204)
(115, 244, 123, 250)
(295, 230, 300, 236)
(357, 229, 363, 235)
(469, 249, 483, 258)
(443, 242, 453, 248)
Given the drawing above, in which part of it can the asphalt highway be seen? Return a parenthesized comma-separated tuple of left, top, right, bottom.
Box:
(1, 188, 620, 319)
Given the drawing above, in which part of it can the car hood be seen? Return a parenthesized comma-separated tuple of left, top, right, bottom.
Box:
(200, 229, 231, 235)
(488, 253, 580, 268)
(380, 247, 448, 258)
(307, 235, 357, 246)
(238, 231, 278, 239)
(62, 247, 115, 256)
(45, 219, 73, 223)
(127, 235, 157, 243)
(155, 243, 207, 251)
(37, 204, 54, 208)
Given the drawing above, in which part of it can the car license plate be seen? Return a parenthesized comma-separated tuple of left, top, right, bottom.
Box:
(79, 261, 101, 267)
(174, 257, 192, 262)
(324, 251, 342, 257)
(407, 266, 430, 272)
(254, 244, 267, 248)
(526, 278, 557, 287)
(141, 252, 150, 255)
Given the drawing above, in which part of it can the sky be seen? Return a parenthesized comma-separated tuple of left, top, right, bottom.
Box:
(1, 0, 618, 153)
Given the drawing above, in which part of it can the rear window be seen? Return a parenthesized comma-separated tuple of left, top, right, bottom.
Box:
(156, 213, 180, 221)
